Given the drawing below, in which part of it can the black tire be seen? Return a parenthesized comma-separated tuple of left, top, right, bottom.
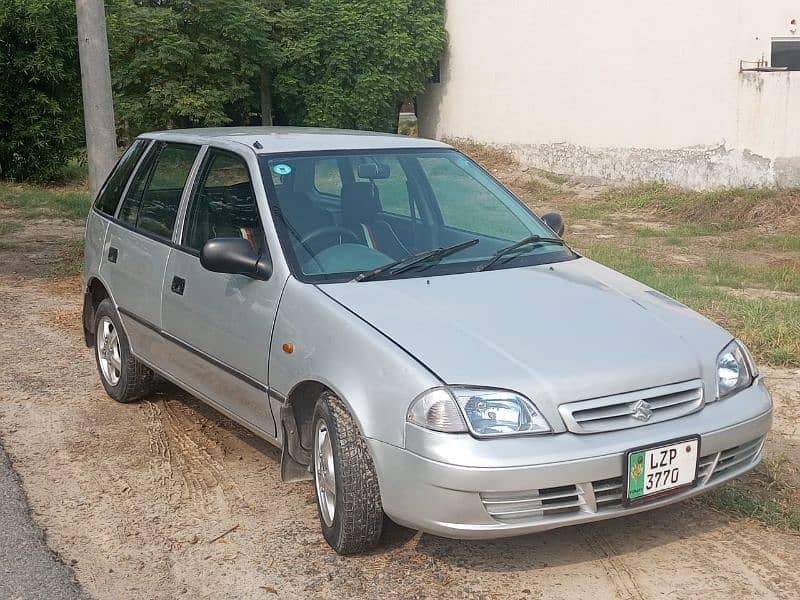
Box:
(312, 390, 383, 554)
(93, 298, 153, 403)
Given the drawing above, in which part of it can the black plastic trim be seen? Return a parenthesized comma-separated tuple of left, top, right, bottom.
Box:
(117, 306, 268, 393)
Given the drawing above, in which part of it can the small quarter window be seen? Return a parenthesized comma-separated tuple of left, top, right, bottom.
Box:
(183, 149, 265, 253)
(117, 143, 158, 226)
(94, 139, 148, 216)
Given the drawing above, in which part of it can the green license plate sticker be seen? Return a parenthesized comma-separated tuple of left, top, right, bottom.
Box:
(627, 438, 699, 501)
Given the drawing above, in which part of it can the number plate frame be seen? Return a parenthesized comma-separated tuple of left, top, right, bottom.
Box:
(623, 435, 701, 506)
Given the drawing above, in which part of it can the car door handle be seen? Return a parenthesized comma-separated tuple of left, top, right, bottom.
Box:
(107, 247, 118, 263)
(171, 276, 186, 295)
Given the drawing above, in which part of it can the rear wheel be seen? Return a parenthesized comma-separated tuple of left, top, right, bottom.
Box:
(312, 390, 383, 554)
(93, 299, 153, 403)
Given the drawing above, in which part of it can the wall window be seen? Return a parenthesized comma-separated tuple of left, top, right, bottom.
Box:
(772, 38, 800, 70)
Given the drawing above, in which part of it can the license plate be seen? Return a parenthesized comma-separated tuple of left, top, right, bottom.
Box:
(626, 437, 700, 503)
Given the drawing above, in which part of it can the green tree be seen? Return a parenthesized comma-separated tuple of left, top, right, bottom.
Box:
(275, 0, 446, 132)
(107, 0, 285, 137)
(0, 0, 84, 181)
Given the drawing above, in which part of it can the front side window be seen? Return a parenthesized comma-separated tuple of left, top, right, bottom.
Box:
(94, 138, 148, 215)
(260, 149, 574, 282)
(356, 156, 410, 217)
(183, 149, 265, 253)
(116, 142, 199, 240)
(314, 159, 342, 196)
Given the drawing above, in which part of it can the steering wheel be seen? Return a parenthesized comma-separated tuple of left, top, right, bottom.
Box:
(300, 225, 360, 253)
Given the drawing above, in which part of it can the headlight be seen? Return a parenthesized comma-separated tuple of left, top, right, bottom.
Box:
(717, 340, 754, 399)
(407, 387, 551, 437)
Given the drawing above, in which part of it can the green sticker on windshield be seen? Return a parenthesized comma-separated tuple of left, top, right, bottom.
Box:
(273, 163, 292, 175)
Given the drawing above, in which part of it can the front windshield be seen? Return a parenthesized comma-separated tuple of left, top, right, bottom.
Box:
(259, 149, 574, 282)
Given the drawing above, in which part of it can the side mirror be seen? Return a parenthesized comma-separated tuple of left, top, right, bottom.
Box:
(200, 238, 272, 280)
(541, 212, 565, 237)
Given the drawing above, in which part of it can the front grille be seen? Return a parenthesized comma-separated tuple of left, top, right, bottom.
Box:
(559, 380, 704, 434)
(703, 437, 764, 484)
(481, 477, 627, 524)
(480, 436, 764, 526)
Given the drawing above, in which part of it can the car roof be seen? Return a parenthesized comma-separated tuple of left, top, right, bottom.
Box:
(140, 126, 452, 154)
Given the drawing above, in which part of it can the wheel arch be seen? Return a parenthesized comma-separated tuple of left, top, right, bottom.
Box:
(83, 276, 112, 346)
(279, 377, 368, 483)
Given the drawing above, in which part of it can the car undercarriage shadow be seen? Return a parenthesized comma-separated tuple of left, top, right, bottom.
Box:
(150, 379, 283, 465)
(409, 500, 731, 572)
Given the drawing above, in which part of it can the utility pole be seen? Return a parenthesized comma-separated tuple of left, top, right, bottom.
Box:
(260, 67, 273, 126)
(75, 0, 117, 200)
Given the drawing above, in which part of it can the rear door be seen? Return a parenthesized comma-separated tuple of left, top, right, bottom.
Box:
(160, 147, 281, 438)
(102, 141, 201, 366)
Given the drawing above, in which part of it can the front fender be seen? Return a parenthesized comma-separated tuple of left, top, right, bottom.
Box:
(269, 277, 441, 447)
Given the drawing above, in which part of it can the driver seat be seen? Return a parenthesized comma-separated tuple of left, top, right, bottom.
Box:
(277, 191, 333, 240)
(341, 182, 409, 258)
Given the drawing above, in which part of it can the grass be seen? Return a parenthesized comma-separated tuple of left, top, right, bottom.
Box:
(569, 182, 799, 227)
(578, 243, 800, 366)
(700, 456, 800, 532)
(534, 169, 569, 186)
(739, 233, 800, 251)
(0, 220, 22, 237)
(0, 182, 90, 220)
(705, 257, 800, 294)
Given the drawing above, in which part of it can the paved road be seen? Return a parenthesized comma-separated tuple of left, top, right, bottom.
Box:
(0, 440, 86, 600)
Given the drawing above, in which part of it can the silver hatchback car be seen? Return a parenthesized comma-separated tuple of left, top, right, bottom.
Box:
(83, 127, 772, 554)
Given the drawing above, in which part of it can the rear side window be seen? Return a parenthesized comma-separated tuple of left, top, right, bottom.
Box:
(117, 142, 199, 240)
(136, 144, 198, 238)
(183, 149, 265, 253)
(94, 139, 148, 215)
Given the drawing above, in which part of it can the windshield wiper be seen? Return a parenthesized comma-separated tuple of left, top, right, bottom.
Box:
(475, 235, 566, 272)
(355, 238, 479, 282)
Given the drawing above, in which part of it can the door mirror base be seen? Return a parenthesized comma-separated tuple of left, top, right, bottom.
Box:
(200, 238, 272, 280)
(541, 212, 565, 237)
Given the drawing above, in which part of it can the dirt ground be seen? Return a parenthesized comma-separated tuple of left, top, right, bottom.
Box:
(1, 209, 799, 599)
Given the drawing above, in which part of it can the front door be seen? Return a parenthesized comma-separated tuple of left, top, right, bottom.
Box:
(161, 148, 281, 438)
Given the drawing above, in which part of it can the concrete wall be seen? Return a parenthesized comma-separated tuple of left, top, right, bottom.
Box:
(418, 1, 800, 188)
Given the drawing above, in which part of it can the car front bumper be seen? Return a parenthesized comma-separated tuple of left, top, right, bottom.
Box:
(368, 378, 772, 539)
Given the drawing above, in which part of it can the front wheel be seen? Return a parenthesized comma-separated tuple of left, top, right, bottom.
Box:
(312, 391, 383, 554)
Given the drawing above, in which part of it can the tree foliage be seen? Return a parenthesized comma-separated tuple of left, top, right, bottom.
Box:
(2, 0, 446, 181)
(106, 0, 285, 136)
(0, 0, 84, 181)
(275, 0, 446, 132)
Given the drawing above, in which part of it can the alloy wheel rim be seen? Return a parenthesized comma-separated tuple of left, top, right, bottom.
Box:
(314, 419, 336, 527)
(97, 316, 121, 386)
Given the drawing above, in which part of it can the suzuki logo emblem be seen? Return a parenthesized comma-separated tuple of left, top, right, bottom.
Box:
(631, 400, 654, 422)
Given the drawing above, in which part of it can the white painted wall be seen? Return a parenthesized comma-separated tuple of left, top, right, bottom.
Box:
(418, 0, 800, 188)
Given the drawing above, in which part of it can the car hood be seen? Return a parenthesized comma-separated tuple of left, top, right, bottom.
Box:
(319, 258, 731, 430)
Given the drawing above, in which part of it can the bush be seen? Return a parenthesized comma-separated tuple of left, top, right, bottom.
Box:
(107, 0, 284, 136)
(275, 0, 446, 132)
(0, 0, 84, 181)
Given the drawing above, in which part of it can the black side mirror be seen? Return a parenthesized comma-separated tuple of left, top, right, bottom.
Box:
(541, 212, 565, 237)
(200, 238, 272, 280)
